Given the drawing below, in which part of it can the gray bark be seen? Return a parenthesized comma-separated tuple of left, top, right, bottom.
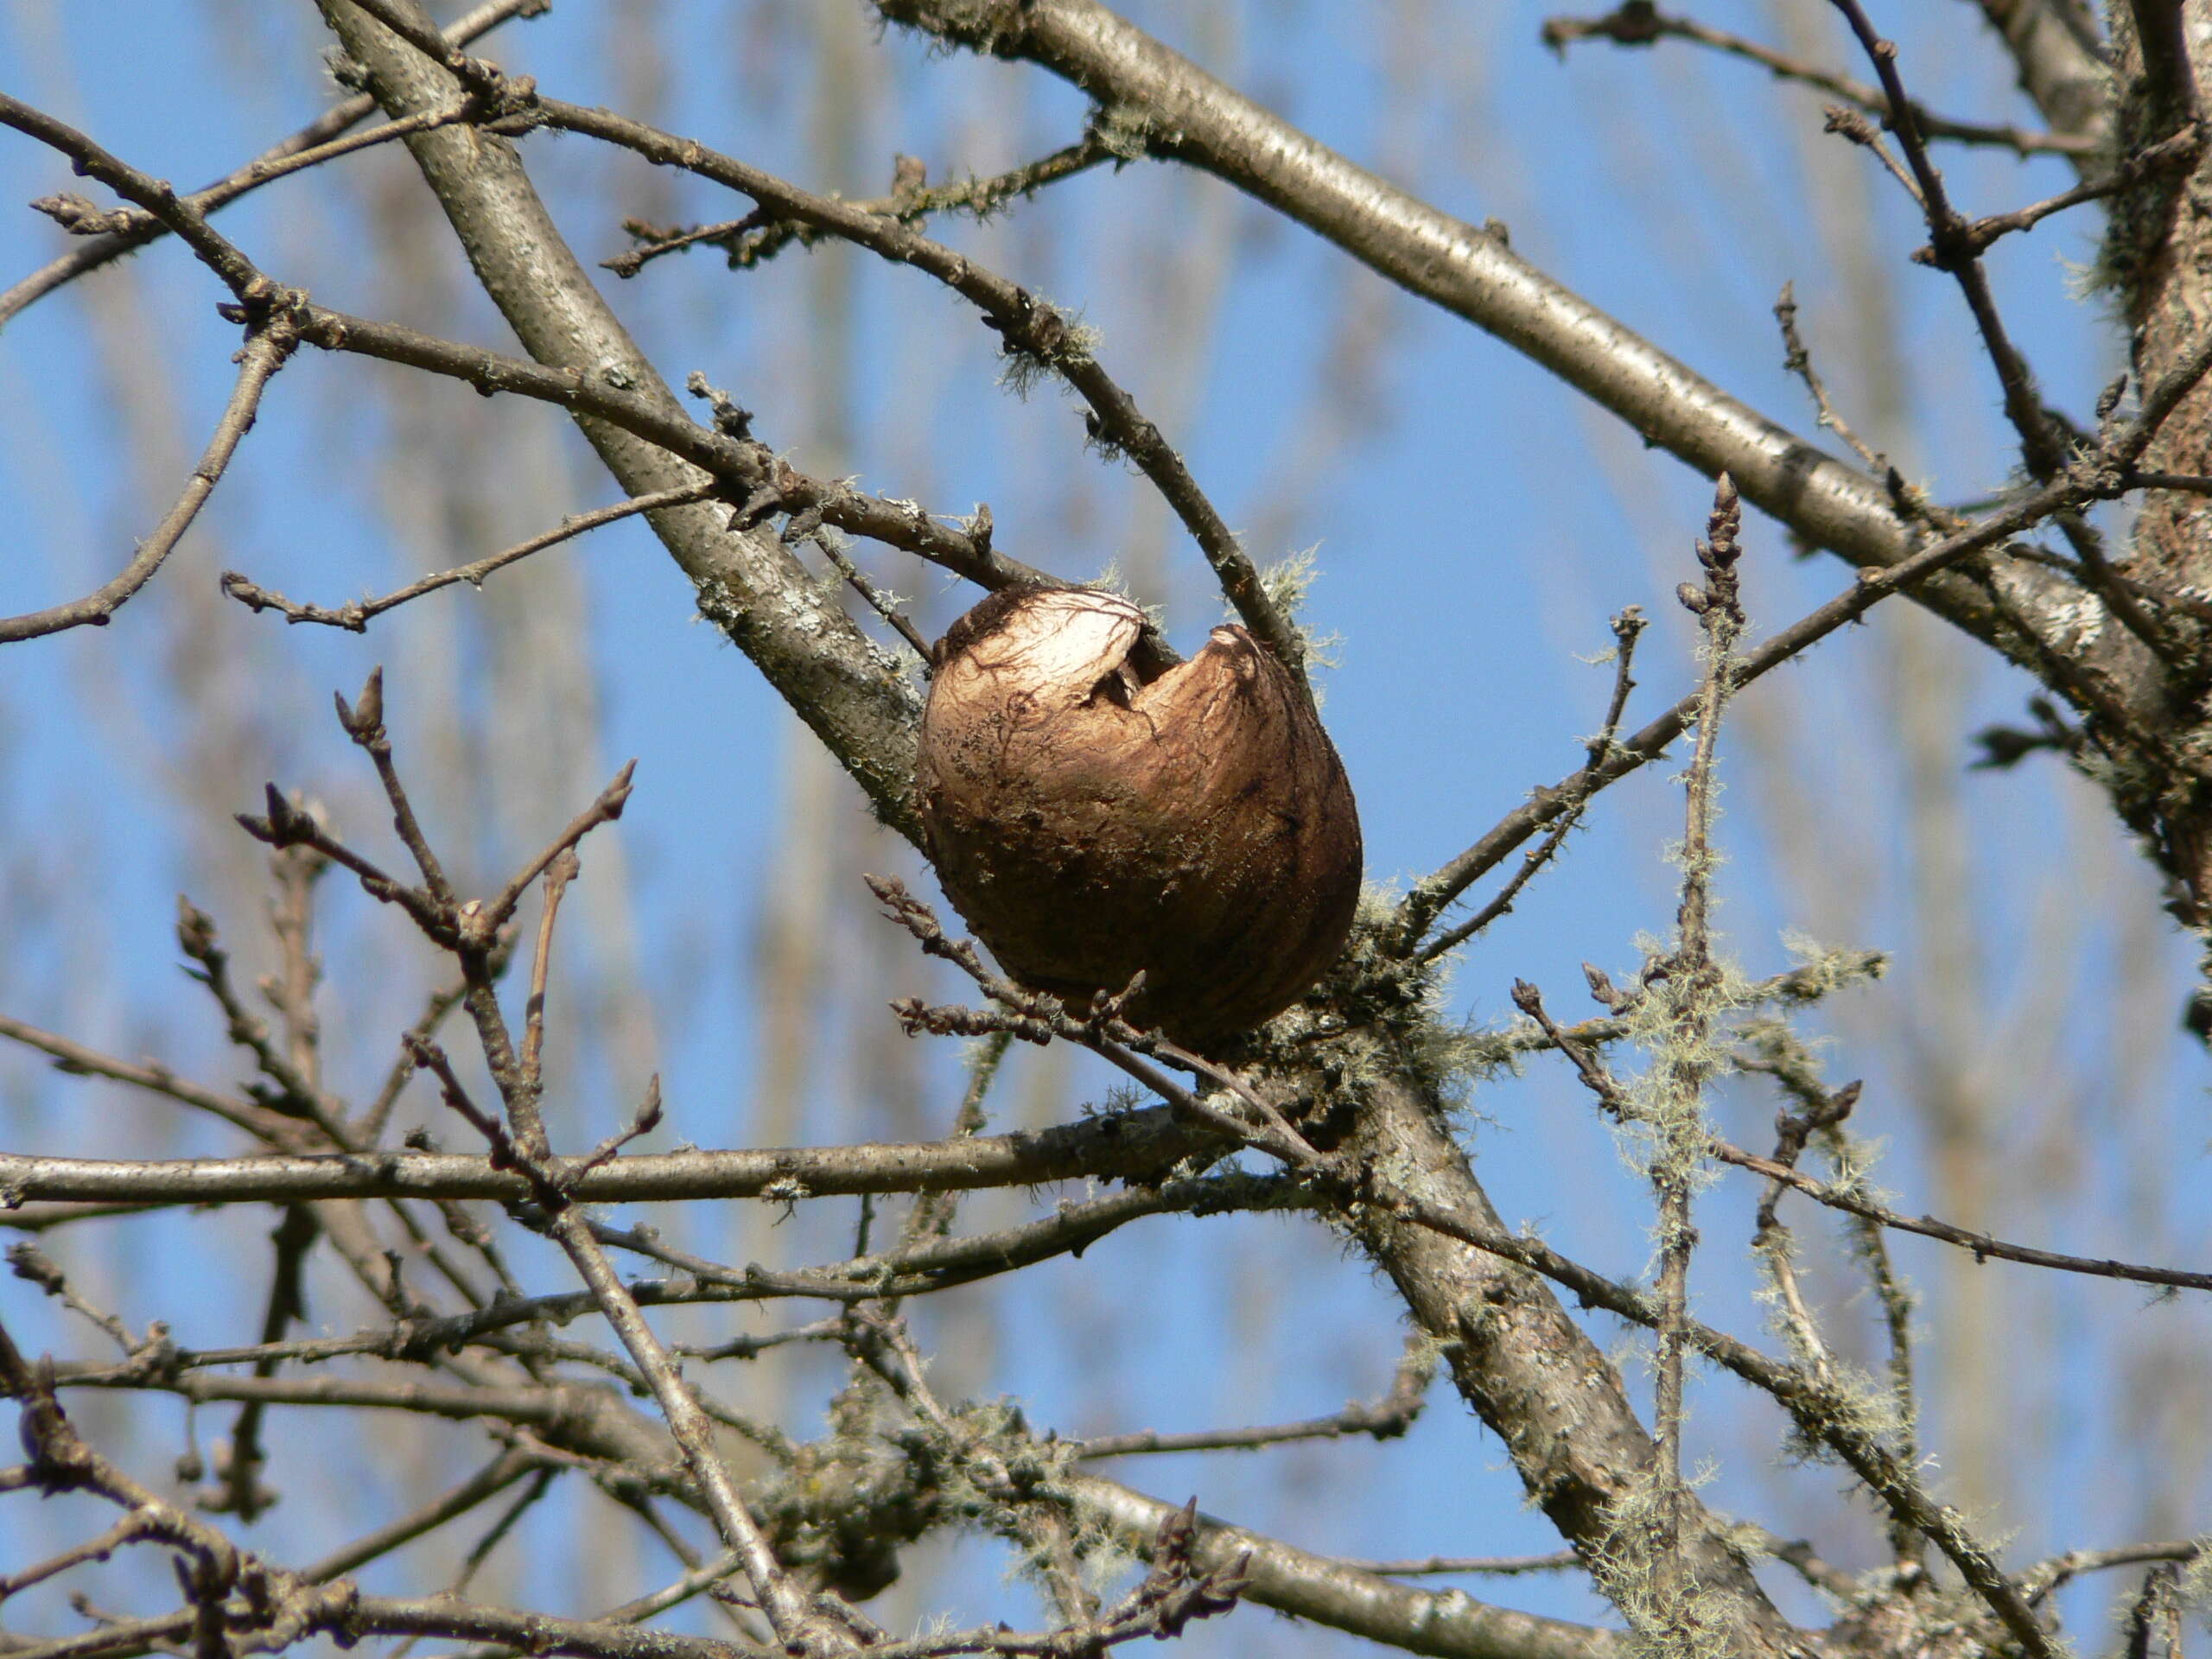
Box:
(316, 0, 921, 829)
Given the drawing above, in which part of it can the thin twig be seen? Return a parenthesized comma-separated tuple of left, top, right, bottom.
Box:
(607, 132, 1116, 277)
(1336, 1552, 1583, 1578)
(1420, 607, 1644, 962)
(0, 0, 549, 328)
(1925, 121, 2203, 261)
(1077, 1338, 1429, 1458)
(1650, 481, 1742, 1624)
(807, 534, 935, 665)
(222, 483, 720, 630)
(174, 897, 348, 1140)
(1775, 282, 1897, 480)
(357, 973, 477, 1146)
(1541, 3, 2099, 156)
(486, 763, 637, 934)
(1824, 4, 2069, 486)
(1708, 1135, 2212, 1294)
(206, 1205, 320, 1522)
(1394, 326, 2212, 948)
(521, 852, 581, 1090)
(0, 1014, 296, 1142)
(0, 320, 297, 642)
(868, 877, 1326, 1167)
(530, 97, 1304, 677)
(2024, 1540, 2206, 1603)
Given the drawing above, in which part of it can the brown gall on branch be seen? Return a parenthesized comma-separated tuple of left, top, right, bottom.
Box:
(867, 876, 1326, 1164)
(916, 588, 1362, 1049)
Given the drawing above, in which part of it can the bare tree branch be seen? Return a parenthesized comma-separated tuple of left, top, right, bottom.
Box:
(0, 0, 550, 328)
(1963, 0, 2113, 157)
(219, 483, 722, 630)
(315, 0, 922, 825)
(1063, 1471, 1628, 1659)
(871, 0, 2064, 654)
(0, 1106, 1217, 1208)
(0, 316, 296, 642)
(1543, 3, 2100, 156)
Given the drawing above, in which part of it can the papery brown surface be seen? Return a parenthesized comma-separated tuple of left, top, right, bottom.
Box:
(916, 587, 1362, 1047)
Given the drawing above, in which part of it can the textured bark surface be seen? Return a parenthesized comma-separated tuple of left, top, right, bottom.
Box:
(870, 0, 2196, 909)
(917, 588, 1362, 1046)
(1968, 0, 2113, 158)
(316, 0, 922, 829)
(2106, 3, 2212, 912)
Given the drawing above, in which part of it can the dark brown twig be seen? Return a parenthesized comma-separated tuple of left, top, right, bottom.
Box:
(1336, 1551, 1583, 1579)
(1077, 1338, 1430, 1458)
(0, 1015, 296, 1143)
(1776, 282, 1906, 485)
(486, 764, 637, 936)
(174, 897, 348, 1140)
(867, 877, 1325, 1167)
(607, 133, 1116, 278)
(1709, 1135, 2212, 1294)
(0, 0, 549, 328)
(222, 483, 720, 630)
(1541, 3, 2099, 156)
(1824, 3, 2069, 486)
(529, 97, 1303, 676)
(1923, 121, 2203, 261)
(0, 319, 297, 642)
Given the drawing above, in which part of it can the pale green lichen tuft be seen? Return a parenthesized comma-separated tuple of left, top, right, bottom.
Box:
(2178, 1543, 2212, 1630)
(1238, 544, 1344, 673)
(997, 313, 1102, 400)
(1089, 100, 1158, 162)
(1586, 1465, 1741, 1659)
(871, 0, 1027, 58)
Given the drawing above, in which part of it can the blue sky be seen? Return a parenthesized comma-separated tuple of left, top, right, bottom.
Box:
(0, 2, 2203, 1651)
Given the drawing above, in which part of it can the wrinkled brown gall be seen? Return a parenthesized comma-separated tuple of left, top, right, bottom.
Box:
(916, 586, 1363, 1049)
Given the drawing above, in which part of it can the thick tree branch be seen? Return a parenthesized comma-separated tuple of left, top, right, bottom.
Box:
(0, 0, 549, 329)
(315, 0, 921, 828)
(1964, 0, 2113, 161)
(1063, 1472, 1625, 1659)
(1338, 1071, 1800, 1657)
(0, 1107, 1211, 1209)
(873, 0, 2095, 664)
(1393, 1183, 2056, 1657)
